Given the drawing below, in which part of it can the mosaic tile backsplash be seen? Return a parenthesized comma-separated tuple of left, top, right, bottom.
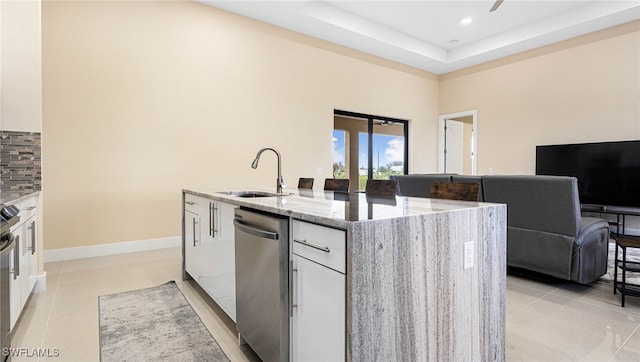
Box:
(0, 130, 42, 196)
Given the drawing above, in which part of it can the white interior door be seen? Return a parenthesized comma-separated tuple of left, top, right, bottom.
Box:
(444, 119, 464, 174)
(438, 110, 477, 175)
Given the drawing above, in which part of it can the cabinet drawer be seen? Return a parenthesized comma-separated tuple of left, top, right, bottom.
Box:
(292, 220, 346, 274)
(184, 193, 199, 214)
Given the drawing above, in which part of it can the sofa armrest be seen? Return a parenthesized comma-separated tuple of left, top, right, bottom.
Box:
(576, 217, 609, 244)
(571, 217, 610, 284)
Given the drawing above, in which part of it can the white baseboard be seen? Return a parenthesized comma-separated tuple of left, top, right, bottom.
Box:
(44, 236, 181, 263)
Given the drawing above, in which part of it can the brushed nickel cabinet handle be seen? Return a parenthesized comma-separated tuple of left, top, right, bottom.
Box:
(14, 235, 20, 279)
(210, 203, 218, 237)
(192, 218, 198, 247)
(30, 220, 36, 255)
(293, 239, 330, 253)
(289, 260, 298, 317)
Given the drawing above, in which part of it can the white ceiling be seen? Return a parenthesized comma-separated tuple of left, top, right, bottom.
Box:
(197, 0, 640, 74)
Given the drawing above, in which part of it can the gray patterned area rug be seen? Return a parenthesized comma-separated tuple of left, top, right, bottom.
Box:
(600, 241, 640, 285)
(99, 281, 230, 362)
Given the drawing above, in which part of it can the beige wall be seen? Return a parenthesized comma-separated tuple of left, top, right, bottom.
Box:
(42, 1, 439, 250)
(42, 2, 640, 249)
(440, 21, 640, 175)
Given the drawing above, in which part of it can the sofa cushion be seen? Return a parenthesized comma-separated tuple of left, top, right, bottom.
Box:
(483, 175, 581, 237)
(507, 226, 575, 280)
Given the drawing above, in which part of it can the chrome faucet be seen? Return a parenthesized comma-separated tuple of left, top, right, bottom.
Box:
(251, 147, 285, 194)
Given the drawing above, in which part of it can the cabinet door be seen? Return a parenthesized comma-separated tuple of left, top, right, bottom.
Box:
(196, 200, 237, 321)
(28, 218, 37, 291)
(199, 199, 216, 246)
(183, 209, 201, 279)
(18, 220, 32, 309)
(17, 215, 37, 302)
(292, 254, 345, 362)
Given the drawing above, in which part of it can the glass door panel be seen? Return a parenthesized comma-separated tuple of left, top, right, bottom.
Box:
(358, 132, 369, 191)
(372, 122, 405, 180)
(332, 130, 347, 179)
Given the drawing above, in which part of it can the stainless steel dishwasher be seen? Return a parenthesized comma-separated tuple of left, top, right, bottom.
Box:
(234, 208, 289, 362)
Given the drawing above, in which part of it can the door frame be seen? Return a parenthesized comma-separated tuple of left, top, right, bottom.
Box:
(438, 110, 477, 175)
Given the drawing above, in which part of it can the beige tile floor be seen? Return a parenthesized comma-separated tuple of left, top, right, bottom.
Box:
(9, 247, 640, 361)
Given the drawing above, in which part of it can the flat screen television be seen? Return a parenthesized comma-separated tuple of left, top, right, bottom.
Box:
(536, 140, 640, 209)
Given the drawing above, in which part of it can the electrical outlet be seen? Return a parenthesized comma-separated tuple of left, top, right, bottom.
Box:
(464, 241, 474, 269)
(316, 167, 323, 175)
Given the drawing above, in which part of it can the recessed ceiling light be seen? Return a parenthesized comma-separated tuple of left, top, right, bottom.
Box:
(460, 17, 472, 26)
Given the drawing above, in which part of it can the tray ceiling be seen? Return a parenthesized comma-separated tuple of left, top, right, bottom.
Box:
(197, 0, 640, 74)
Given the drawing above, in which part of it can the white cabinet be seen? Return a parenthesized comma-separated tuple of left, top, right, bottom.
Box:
(182, 192, 237, 321)
(183, 193, 200, 279)
(291, 220, 346, 362)
(20, 216, 37, 303)
(8, 195, 38, 331)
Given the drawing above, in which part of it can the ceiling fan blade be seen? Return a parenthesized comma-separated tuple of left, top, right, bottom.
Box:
(489, 0, 504, 12)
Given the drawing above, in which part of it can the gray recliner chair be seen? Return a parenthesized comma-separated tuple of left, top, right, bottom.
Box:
(483, 175, 609, 284)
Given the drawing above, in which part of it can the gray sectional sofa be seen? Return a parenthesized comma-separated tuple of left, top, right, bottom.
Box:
(395, 174, 610, 284)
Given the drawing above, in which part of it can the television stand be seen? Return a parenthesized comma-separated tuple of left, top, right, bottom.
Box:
(581, 204, 640, 235)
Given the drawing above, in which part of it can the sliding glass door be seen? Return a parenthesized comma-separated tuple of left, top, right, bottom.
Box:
(333, 110, 408, 191)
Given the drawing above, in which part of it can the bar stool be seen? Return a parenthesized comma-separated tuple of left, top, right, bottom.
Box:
(429, 181, 480, 201)
(365, 179, 397, 197)
(297, 178, 314, 189)
(613, 235, 640, 307)
(324, 178, 350, 192)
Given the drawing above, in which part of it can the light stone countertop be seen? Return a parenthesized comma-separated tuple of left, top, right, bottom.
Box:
(1, 190, 40, 205)
(184, 187, 501, 229)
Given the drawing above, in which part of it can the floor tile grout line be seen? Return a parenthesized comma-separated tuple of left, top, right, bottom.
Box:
(511, 284, 565, 314)
(513, 281, 640, 318)
(608, 322, 640, 362)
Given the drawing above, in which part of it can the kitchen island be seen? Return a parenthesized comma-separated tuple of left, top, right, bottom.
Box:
(183, 188, 506, 361)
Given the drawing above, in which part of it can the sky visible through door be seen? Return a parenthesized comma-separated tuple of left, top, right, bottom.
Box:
(333, 130, 405, 177)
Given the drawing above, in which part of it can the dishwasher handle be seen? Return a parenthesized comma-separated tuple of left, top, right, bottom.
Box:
(234, 218, 279, 240)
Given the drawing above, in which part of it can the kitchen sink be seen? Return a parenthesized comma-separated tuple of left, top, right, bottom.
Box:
(216, 191, 285, 198)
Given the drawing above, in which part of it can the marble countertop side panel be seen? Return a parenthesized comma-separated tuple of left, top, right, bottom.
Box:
(347, 205, 506, 361)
